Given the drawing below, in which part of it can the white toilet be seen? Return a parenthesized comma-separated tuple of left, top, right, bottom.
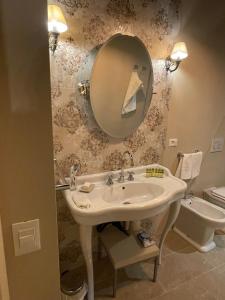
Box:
(204, 187, 225, 209)
(174, 196, 225, 252)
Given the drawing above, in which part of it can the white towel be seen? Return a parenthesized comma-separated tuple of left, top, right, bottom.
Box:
(72, 194, 91, 209)
(122, 71, 143, 115)
(175, 154, 193, 180)
(122, 94, 137, 115)
(175, 152, 203, 180)
(191, 152, 203, 179)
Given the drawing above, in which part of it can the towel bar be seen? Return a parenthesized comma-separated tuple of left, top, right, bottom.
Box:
(177, 149, 200, 159)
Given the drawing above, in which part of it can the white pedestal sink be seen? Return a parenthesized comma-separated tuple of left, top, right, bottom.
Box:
(63, 164, 186, 300)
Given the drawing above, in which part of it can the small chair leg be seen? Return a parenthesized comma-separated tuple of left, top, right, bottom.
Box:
(153, 256, 159, 282)
(113, 269, 117, 297)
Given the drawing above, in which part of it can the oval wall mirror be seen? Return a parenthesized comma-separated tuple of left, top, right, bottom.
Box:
(90, 34, 153, 138)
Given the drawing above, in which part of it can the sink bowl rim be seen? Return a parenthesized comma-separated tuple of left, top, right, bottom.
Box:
(62, 164, 187, 224)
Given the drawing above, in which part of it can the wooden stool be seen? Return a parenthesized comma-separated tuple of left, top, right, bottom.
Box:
(98, 225, 160, 297)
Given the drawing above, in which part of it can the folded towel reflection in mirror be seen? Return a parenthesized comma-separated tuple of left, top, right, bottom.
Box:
(122, 70, 144, 115)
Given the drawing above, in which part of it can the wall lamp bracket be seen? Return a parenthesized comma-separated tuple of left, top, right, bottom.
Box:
(49, 32, 60, 54)
(48, 5, 68, 55)
(165, 58, 181, 73)
(78, 80, 90, 96)
(165, 42, 188, 73)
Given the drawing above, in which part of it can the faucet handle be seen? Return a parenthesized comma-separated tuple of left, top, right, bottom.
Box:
(106, 173, 114, 185)
(127, 171, 135, 181)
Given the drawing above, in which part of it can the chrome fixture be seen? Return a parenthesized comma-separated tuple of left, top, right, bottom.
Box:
(78, 80, 90, 96)
(118, 151, 135, 183)
(48, 5, 68, 54)
(127, 171, 135, 181)
(177, 149, 200, 159)
(118, 169, 125, 183)
(55, 184, 70, 191)
(166, 42, 188, 72)
(106, 173, 114, 186)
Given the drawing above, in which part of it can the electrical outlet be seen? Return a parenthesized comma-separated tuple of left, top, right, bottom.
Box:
(210, 137, 224, 153)
(169, 138, 178, 147)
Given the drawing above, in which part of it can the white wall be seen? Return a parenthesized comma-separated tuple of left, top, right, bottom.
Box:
(163, 0, 225, 194)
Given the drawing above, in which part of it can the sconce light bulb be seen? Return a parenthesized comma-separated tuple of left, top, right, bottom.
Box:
(48, 5, 68, 54)
(170, 42, 188, 61)
(48, 5, 68, 34)
(48, 20, 68, 34)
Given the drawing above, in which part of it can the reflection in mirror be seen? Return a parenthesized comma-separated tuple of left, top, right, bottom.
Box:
(90, 34, 153, 138)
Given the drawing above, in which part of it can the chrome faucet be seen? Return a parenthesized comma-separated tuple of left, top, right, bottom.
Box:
(118, 168, 125, 183)
(127, 171, 135, 181)
(118, 151, 135, 182)
(106, 173, 114, 185)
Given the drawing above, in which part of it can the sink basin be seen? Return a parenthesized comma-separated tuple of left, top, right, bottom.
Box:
(63, 164, 186, 225)
(103, 182, 164, 204)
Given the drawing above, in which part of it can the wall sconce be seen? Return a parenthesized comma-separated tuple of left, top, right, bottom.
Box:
(166, 42, 188, 72)
(48, 5, 68, 54)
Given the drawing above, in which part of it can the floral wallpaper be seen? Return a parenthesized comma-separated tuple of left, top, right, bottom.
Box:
(49, 0, 180, 272)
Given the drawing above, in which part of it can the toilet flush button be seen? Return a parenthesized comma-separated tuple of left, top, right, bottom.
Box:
(12, 219, 41, 256)
(210, 137, 224, 153)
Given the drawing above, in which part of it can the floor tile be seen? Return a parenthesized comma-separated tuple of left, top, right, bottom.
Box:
(200, 244, 225, 269)
(162, 230, 190, 257)
(155, 246, 214, 291)
(155, 263, 225, 300)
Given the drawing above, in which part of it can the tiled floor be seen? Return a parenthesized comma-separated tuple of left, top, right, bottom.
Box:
(92, 231, 225, 300)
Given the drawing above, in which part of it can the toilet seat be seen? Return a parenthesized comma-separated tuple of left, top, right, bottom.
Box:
(212, 187, 225, 201)
(204, 187, 225, 209)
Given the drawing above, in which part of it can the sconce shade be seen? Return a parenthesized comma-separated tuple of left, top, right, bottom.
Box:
(170, 42, 188, 61)
(48, 5, 68, 33)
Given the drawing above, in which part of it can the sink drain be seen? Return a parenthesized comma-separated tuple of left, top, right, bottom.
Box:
(123, 201, 131, 205)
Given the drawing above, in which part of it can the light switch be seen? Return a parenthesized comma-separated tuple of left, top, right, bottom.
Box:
(210, 137, 224, 153)
(12, 219, 41, 256)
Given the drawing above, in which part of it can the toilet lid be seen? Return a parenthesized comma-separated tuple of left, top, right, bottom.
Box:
(212, 187, 225, 200)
